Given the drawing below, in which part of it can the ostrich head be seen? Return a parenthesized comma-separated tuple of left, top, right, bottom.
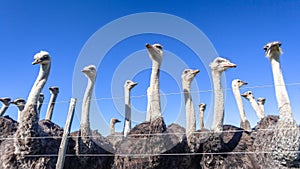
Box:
(0, 97, 11, 106)
(263, 41, 282, 58)
(124, 80, 138, 90)
(49, 86, 59, 94)
(82, 65, 97, 81)
(181, 69, 200, 85)
(32, 51, 51, 65)
(11, 98, 26, 109)
(232, 79, 248, 89)
(257, 97, 266, 105)
(110, 118, 121, 125)
(199, 103, 206, 111)
(210, 57, 237, 72)
(146, 43, 163, 63)
(241, 91, 254, 101)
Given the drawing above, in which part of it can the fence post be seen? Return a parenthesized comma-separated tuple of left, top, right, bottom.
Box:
(56, 98, 77, 169)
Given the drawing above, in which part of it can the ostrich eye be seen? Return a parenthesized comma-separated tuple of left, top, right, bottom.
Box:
(237, 80, 241, 83)
(155, 45, 162, 50)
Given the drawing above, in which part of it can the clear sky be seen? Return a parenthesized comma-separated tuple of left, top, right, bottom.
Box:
(1, 1, 300, 136)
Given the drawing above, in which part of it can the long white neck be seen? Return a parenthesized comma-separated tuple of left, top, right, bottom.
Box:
(26, 64, 50, 107)
(248, 97, 264, 119)
(0, 104, 9, 116)
(183, 82, 196, 134)
(123, 88, 131, 137)
(110, 122, 115, 135)
(17, 105, 25, 123)
(270, 55, 292, 118)
(257, 102, 265, 116)
(233, 87, 247, 123)
(45, 92, 58, 121)
(80, 78, 94, 141)
(199, 108, 204, 130)
(22, 63, 50, 126)
(147, 61, 161, 121)
(211, 70, 224, 132)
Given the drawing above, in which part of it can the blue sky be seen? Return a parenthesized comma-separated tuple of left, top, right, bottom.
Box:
(1, 1, 300, 136)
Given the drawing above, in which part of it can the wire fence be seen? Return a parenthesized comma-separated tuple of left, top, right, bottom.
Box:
(23, 82, 300, 105)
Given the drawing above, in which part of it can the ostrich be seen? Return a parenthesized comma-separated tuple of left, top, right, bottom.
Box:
(146, 43, 163, 122)
(37, 93, 44, 114)
(45, 86, 59, 121)
(257, 97, 266, 115)
(200, 57, 256, 168)
(110, 118, 121, 135)
(199, 103, 206, 130)
(0, 51, 65, 169)
(114, 43, 187, 168)
(0, 97, 11, 116)
(64, 65, 113, 169)
(181, 68, 200, 135)
(10, 98, 26, 123)
(123, 80, 137, 137)
(252, 41, 300, 167)
(241, 91, 264, 119)
(106, 118, 122, 150)
(232, 79, 251, 130)
(210, 57, 236, 132)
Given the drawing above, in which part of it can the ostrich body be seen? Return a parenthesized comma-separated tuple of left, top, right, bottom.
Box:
(211, 57, 236, 132)
(146, 43, 163, 122)
(181, 69, 199, 135)
(257, 97, 266, 115)
(241, 91, 264, 119)
(232, 79, 251, 130)
(199, 103, 206, 130)
(45, 86, 59, 121)
(11, 98, 26, 123)
(37, 93, 44, 114)
(110, 118, 121, 135)
(123, 80, 137, 137)
(252, 41, 300, 167)
(0, 97, 11, 116)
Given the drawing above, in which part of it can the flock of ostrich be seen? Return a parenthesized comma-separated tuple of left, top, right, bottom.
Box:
(0, 41, 300, 169)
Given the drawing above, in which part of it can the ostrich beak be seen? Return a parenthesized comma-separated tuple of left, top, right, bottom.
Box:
(224, 63, 237, 68)
(116, 119, 121, 123)
(132, 82, 138, 87)
(242, 82, 248, 85)
(241, 93, 247, 97)
(192, 69, 200, 75)
(32, 59, 39, 65)
(145, 43, 152, 48)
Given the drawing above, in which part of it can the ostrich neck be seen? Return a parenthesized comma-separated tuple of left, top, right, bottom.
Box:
(147, 61, 161, 121)
(270, 56, 292, 118)
(20, 63, 50, 127)
(258, 103, 265, 115)
(45, 93, 58, 121)
(183, 82, 196, 133)
(123, 88, 131, 137)
(17, 106, 24, 123)
(26, 64, 50, 107)
(0, 105, 9, 116)
(110, 123, 115, 135)
(249, 98, 264, 119)
(233, 87, 247, 122)
(80, 78, 94, 140)
(199, 108, 204, 129)
(211, 70, 224, 132)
